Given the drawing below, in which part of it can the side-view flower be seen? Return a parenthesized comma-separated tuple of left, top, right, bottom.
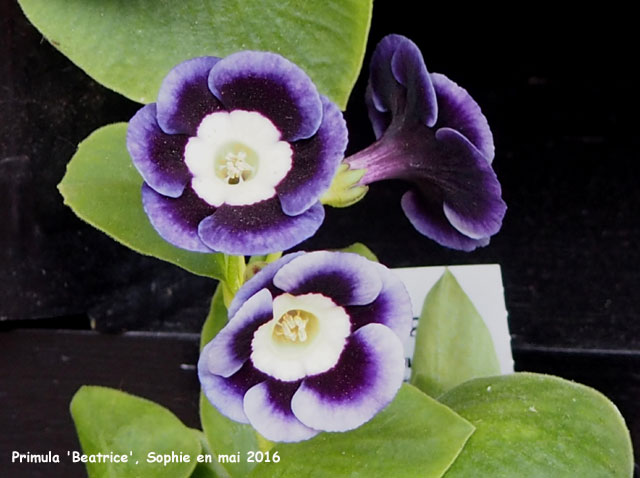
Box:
(344, 34, 507, 251)
(198, 251, 413, 442)
(127, 52, 348, 255)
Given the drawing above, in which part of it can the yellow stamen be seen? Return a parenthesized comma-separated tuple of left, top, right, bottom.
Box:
(274, 310, 310, 343)
(219, 150, 255, 184)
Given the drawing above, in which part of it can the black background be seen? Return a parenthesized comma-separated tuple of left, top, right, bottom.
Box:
(1, 1, 638, 476)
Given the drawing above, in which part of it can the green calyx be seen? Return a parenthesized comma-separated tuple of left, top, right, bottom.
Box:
(321, 163, 368, 208)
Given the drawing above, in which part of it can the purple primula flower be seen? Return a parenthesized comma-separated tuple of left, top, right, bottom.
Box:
(345, 35, 506, 251)
(198, 251, 412, 442)
(127, 53, 347, 255)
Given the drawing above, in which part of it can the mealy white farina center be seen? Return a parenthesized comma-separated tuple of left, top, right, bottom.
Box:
(251, 293, 351, 382)
(184, 110, 293, 207)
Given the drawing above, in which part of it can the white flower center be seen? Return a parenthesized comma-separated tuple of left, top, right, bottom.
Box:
(184, 110, 293, 207)
(251, 293, 351, 382)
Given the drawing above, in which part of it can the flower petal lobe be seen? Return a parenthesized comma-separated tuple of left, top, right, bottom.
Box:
(273, 251, 383, 306)
(401, 189, 491, 251)
(277, 96, 348, 215)
(435, 128, 506, 238)
(141, 183, 215, 252)
(346, 263, 413, 337)
(128, 104, 190, 197)
(201, 288, 273, 378)
(198, 199, 324, 255)
(209, 51, 322, 141)
(199, 361, 266, 424)
(156, 56, 224, 136)
(432, 72, 495, 161)
(291, 323, 405, 432)
(244, 380, 318, 442)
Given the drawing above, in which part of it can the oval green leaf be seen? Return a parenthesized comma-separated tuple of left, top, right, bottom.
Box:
(411, 269, 501, 397)
(70, 386, 201, 478)
(250, 384, 475, 478)
(58, 123, 225, 279)
(18, 0, 372, 109)
(439, 373, 634, 478)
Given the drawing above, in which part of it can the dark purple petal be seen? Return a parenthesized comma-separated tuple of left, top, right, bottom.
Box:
(390, 35, 438, 127)
(365, 84, 391, 140)
(276, 96, 347, 216)
(227, 252, 305, 319)
(401, 189, 491, 251)
(244, 380, 318, 442)
(368, 35, 401, 115)
(156, 56, 225, 136)
(432, 72, 495, 161)
(197, 199, 324, 255)
(272, 251, 382, 306)
(345, 263, 412, 338)
(208, 51, 322, 142)
(199, 361, 267, 424)
(127, 104, 190, 197)
(291, 323, 405, 432)
(141, 183, 215, 252)
(369, 34, 437, 129)
(200, 289, 273, 378)
(435, 128, 506, 238)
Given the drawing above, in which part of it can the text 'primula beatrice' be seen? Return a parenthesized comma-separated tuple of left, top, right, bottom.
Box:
(127, 51, 348, 256)
(198, 251, 413, 442)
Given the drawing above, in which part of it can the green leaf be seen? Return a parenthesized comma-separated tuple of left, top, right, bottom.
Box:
(70, 386, 201, 478)
(190, 430, 231, 478)
(337, 242, 379, 262)
(411, 269, 500, 397)
(200, 394, 260, 478)
(199, 284, 261, 477)
(190, 460, 224, 478)
(58, 123, 225, 279)
(250, 384, 475, 478)
(18, 0, 372, 109)
(439, 373, 635, 478)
